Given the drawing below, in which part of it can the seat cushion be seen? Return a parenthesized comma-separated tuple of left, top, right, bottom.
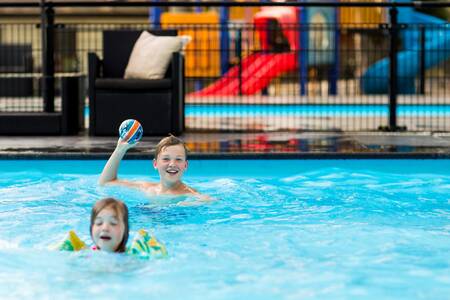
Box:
(102, 29, 178, 78)
(95, 78, 172, 90)
(124, 31, 183, 80)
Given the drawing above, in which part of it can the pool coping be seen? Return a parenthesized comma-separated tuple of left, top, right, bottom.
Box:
(1, 152, 450, 160)
(1, 132, 449, 159)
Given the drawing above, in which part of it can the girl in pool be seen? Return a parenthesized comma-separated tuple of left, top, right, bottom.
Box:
(90, 197, 129, 252)
(58, 198, 167, 257)
(99, 135, 205, 197)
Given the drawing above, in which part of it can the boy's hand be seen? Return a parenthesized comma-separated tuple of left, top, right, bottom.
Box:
(116, 138, 138, 152)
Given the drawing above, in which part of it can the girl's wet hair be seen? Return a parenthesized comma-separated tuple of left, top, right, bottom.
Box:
(90, 198, 129, 253)
(154, 134, 189, 159)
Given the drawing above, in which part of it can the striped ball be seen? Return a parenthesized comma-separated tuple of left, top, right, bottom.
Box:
(119, 119, 143, 144)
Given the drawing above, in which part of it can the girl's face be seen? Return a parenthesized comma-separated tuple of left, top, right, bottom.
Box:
(91, 206, 125, 252)
(153, 145, 188, 185)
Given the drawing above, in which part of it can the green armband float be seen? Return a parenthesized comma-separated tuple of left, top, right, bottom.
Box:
(55, 229, 168, 259)
(127, 229, 168, 259)
(58, 230, 88, 251)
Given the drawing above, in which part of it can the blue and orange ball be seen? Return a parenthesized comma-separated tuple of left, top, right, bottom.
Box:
(119, 119, 143, 144)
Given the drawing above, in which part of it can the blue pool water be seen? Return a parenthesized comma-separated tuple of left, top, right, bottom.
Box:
(0, 159, 449, 299)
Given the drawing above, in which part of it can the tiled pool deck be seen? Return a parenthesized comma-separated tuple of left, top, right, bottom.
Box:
(1, 131, 450, 159)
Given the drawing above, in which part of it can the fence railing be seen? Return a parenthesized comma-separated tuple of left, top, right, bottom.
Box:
(0, 1, 449, 133)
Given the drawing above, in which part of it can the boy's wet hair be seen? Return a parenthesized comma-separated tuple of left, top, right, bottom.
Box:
(154, 134, 188, 159)
(90, 198, 129, 253)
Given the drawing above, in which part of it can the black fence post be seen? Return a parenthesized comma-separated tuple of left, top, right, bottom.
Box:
(41, 2, 55, 113)
(419, 24, 426, 95)
(388, 7, 398, 130)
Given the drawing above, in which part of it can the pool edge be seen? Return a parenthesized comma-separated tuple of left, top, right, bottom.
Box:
(1, 152, 450, 160)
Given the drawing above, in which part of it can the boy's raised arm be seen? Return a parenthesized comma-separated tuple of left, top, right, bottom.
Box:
(99, 140, 134, 186)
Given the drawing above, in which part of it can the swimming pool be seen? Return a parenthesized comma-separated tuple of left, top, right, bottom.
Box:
(0, 159, 449, 299)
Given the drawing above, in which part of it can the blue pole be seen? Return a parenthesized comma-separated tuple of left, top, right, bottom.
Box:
(329, 5, 339, 95)
(194, 0, 202, 13)
(220, 5, 230, 75)
(149, 2, 161, 29)
(299, 6, 308, 96)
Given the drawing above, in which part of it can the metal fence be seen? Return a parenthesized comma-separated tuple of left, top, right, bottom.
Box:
(0, 1, 449, 133)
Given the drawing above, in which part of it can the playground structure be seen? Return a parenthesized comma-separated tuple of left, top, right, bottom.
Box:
(361, 4, 450, 94)
(190, 7, 301, 96)
(191, 6, 337, 97)
(155, 2, 449, 97)
(159, 6, 337, 97)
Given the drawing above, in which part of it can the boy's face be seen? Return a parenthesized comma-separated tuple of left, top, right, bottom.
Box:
(153, 144, 188, 185)
(91, 206, 125, 252)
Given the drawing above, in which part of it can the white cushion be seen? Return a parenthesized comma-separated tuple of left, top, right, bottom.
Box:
(124, 31, 186, 80)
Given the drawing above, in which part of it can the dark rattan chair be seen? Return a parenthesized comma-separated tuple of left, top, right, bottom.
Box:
(88, 29, 185, 136)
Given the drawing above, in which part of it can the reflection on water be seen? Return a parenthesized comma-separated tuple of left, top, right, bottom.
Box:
(184, 133, 449, 154)
(186, 134, 346, 153)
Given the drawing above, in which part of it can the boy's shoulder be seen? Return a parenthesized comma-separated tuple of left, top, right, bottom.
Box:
(140, 182, 162, 196)
(141, 181, 158, 188)
(141, 182, 199, 196)
(181, 184, 199, 195)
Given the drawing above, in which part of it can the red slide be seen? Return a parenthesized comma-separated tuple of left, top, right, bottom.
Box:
(190, 52, 297, 96)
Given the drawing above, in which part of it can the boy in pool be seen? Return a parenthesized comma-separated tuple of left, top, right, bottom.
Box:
(99, 135, 204, 198)
(90, 198, 129, 252)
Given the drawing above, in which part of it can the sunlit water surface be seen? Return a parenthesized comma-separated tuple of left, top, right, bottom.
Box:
(0, 160, 449, 300)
